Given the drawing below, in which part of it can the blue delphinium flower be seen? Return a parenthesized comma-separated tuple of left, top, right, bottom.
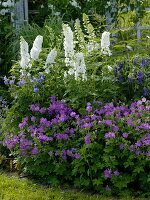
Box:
(3, 76, 9, 84)
(128, 77, 133, 83)
(9, 80, 15, 84)
(142, 88, 148, 96)
(133, 61, 137, 66)
(33, 74, 45, 83)
(117, 75, 123, 82)
(141, 58, 146, 67)
(33, 84, 39, 93)
(137, 71, 143, 84)
(115, 63, 124, 72)
(33, 87, 39, 92)
(18, 79, 26, 86)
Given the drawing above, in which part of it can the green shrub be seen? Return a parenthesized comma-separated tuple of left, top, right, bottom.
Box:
(2, 97, 150, 197)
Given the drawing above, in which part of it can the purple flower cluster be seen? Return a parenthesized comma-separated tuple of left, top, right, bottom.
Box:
(48, 148, 81, 160)
(115, 62, 124, 72)
(3, 97, 150, 162)
(3, 75, 27, 87)
(122, 132, 128, 138)
(18, 117, 28, 128)
(113, 57, 149, 97)
(84, 134, 91, 144)
(65, 128, 75, 134)
(3, 76, 16, 85)
(37, 133, 53, 142)
(136, 123, 150, 130)
(3, 135, 19, 149)
(32, 74, 45, 93)
(111, 125, 119, 132)
(3, 97, 82, 160)
(20, 138, 33, 151)
(80, 122, 94, 129)
(137, 71, 143, 84)
(54, 133, 69, 140)
(104, 169, 120, 178)
(32, 146, 39, 155)
(86, 103, 93, 112)
(33, 74, 45, 83)
(47, 96, 72, 123)
(18, 79, 26, 86)
(104, 132, 115, 139)
(129, 134, 150, 156)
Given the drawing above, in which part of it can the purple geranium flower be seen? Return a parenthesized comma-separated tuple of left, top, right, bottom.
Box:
(48, 150, 53, 156)
(146, 151, 150, 157)
(32, 146, 39, 155)
(114, 170, 120, 176)
(31, 116, 36, 122)
(84, 134, 91, 144)
(122, 132, 128, 138)
(111, 125, 119, 132)
(73, 153, 81, 159)
(104, 132, 116, 139)
(135, 150, 140, 155)
(104, 169, 112, 178)
(105, 185, 110, 191)
(86, 104, 92, 112)
(119, 144, 124, 150)
(104, 120, 113, 125)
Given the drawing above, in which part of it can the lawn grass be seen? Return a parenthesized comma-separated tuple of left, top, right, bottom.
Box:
(0, 171, 146, 200)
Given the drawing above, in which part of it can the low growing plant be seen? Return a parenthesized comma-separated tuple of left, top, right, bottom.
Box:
(2, 97, 150, 197)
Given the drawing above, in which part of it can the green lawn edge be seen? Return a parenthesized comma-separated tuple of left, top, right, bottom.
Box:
(0, 171, 146, 200)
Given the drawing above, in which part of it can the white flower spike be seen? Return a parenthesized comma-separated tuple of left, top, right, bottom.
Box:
(101, 31, 112, 56)
(20, 37, 31, 69)
(30, 35, 43, 60)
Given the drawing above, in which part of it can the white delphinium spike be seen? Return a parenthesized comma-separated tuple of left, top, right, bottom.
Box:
(44, 48, 57, 73)
(74, 53, 87, 81)
(30, 35, 43, 60)
(101, 31, 112, 56)
(62, 24, 75, 67)
(45, 48, 57, 67)
(20, 37, 31, 69)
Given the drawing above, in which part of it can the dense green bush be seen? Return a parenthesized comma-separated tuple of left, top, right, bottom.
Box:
(2, 97, 150, 197)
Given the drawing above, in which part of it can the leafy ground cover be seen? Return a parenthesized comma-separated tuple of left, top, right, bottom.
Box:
(0, 171, 145, 200)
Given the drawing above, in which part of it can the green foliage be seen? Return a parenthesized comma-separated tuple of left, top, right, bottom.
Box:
(0, 14, 15, 75)
(2, 97, 150, 197)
